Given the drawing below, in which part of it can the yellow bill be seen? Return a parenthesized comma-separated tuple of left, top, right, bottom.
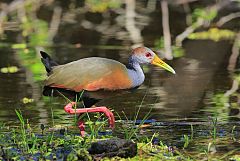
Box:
(151, 55, 176, 74)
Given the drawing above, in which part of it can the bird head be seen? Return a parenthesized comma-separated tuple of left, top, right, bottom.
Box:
(131, 47, 176, 74)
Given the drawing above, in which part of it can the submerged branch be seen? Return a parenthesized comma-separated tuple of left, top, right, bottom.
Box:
(224, 32, 240, 97)
(227, 32, 240, 71)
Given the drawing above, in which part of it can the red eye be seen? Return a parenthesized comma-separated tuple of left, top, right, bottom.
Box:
(145, 53, 151, 57)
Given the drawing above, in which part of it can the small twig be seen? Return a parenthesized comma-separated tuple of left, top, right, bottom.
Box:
(175, 18, 204, 46)
(125, 0, 143, 48)
(48, 6, 62, 42)
(161, 0, 173, 60)
(217, 12, 240, 27)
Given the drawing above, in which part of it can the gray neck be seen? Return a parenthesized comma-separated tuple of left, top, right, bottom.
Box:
(127, 57, 145, 88)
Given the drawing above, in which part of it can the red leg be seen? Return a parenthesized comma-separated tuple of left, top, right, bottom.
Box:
(78, 120, 85, 137)
(64, 102, 115, 129)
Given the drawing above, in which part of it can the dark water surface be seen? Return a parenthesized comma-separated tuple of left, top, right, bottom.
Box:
(0, 41, 235, 124)
(0, 0, 240, 152)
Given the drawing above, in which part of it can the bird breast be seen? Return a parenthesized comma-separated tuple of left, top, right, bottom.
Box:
(127, 63, 145, 88)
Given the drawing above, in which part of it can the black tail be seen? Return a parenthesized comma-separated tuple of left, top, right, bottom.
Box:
(40, 51, 58, 73)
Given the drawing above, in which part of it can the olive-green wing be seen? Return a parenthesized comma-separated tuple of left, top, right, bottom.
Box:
(45, 57, 132, 91)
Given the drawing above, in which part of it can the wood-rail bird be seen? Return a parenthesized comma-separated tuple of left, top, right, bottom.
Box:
(40, 47, 175, 135)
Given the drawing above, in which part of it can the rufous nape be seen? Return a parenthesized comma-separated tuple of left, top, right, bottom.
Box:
(40, 47, 175, 136)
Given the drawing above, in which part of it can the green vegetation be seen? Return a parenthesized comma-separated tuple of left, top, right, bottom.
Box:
(192, 8, 217, 22)
(86, 0, 121, 12)
(188, 28, 236, 41)
(0, 111, 240, 160)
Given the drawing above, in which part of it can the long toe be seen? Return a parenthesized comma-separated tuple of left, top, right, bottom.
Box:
(97, 107, 115, 128)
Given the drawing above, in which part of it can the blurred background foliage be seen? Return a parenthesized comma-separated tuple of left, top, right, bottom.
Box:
(188, 28, 236, 41)
(86, 0, 121, 12)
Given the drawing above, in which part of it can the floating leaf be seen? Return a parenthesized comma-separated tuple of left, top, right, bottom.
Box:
(22, 97, 34, 104)
(0, 66, 19, 73)
(0, 67, 8, 73)
(8, 66, 19, 73)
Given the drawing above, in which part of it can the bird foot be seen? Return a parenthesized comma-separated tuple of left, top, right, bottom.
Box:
(64, 102, 115, 136)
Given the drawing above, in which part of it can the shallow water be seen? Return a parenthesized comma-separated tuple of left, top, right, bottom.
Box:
(0, 0, 240, 154)
(0, 42, 234, 124)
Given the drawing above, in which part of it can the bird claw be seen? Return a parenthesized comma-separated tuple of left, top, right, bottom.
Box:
(64, 102, 115, 136)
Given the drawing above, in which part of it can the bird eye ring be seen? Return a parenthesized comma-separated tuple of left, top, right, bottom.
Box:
(145, 53, 151, 57)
